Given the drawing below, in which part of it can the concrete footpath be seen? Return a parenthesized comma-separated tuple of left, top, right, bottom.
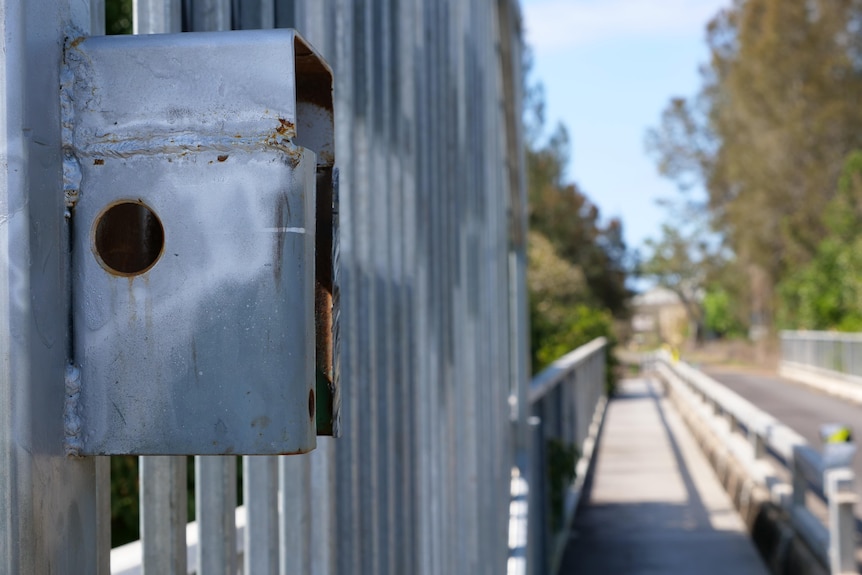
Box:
(559, 378, 769, 574)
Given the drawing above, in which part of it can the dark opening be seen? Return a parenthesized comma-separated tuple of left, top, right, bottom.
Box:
(94, 201, 164, 276)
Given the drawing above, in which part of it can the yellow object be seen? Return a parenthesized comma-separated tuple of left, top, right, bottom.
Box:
(825, 426, 852, 443)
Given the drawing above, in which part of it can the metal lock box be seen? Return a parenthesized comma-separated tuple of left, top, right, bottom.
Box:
(62, 29, 337, 455)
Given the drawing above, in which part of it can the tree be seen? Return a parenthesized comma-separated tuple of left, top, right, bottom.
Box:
(647, 0, 862, 309)
(523, 56, 630, 371)
(527, 125, 630, 318)
(641, 223, 711, 341)
(777, 151, 862, 331)
(528, 231, 613, 371)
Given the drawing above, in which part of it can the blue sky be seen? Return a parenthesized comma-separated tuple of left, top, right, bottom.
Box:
(521, 0, 730, 253)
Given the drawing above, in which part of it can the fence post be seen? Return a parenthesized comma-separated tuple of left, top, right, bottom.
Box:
(749, 429, 766, 460)
(791, 448, 807, 509)
(140, 456, 188, 575)
(0, 1, 105, 574)
(527, 417, 548, 575)
(196, 456, 238, 575)
(825, 469, 857, 575)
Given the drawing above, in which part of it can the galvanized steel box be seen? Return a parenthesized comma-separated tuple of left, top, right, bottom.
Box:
(62, 30, 333, 455)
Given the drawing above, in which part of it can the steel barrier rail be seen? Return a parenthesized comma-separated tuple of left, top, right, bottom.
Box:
(653, 351, 858, 575)
(780, 331, 862, 405)
(781, 330, 862, 378)
(508, 337, 608, 575)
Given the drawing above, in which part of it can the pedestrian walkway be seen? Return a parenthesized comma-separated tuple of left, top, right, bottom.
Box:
(558, 378, 769, 574)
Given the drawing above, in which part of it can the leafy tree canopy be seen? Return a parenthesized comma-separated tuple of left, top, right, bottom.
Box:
(647, 0, 862, 285)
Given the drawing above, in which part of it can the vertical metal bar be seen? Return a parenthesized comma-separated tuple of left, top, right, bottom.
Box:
(791, 449, 807, 509)
(284, 7, 334, 575)
(0, 1, 100, 573)
(140, 456, 188, 575)
(190, 0, 231, 31)
(133, 0, 182, 33)
(330, 1, 361, 573)
(243, 456, 279, 575)
(825, 469, 857, 575)
(274, 0, 296, 28)
(356, 0, 380, 572)
(397, 0, 418, 570)
(91, 0, 106, 35)
(96, 457, 112, 575)
(237, 0, 275, 29)
(310, 441, 335, 575)
(749, 429, 766, 459)
(196, 456, 237, 575)
(526, 417, 548, 575)
(279, 454, 310, 575)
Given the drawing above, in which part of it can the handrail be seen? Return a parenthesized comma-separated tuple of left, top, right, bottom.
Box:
(782, 330, 862, 343)
(510, 337, 609, 575)
(652, 351, 858, 574)
(529, 337, 607, 404)
(660, 356, 808, 463)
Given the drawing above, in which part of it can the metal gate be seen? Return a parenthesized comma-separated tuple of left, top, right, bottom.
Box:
(0, 1, 529, 574)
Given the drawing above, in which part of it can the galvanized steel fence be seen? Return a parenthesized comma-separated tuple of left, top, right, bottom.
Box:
(781, 330, 862, 380)
(0, 1, 532, 575)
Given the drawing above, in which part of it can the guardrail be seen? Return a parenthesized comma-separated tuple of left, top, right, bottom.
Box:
(652, 351, 858, 575)
(782, 330, 862, 377)
(780, 331, 862, 404)
(509, 337, 609, 575)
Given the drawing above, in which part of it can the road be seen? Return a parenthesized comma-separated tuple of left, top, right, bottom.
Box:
(705, 367, 862, 517)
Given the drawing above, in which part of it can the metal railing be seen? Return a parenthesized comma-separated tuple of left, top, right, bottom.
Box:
(508, 337, 609, 575)
(653, 352, 858, 575)
(781, 330, 862, 382)
(1, 1, 530, 574)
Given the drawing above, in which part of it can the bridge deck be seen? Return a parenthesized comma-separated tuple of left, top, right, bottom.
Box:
(559, 378, 769, 574)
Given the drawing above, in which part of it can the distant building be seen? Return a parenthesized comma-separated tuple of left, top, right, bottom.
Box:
(630, 287, 696, 346)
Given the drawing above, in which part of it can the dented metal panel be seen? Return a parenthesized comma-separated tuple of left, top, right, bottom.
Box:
(63, 30, 330, 455)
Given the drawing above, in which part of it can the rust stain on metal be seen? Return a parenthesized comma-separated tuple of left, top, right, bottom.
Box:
(277, 447, 314, 455)
(275, 118, 293, 135)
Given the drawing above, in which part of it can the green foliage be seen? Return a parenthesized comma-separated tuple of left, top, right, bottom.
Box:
(110, 456, 140, 547)
(110, 456, 230, 548)
(640, 223, 707, 339)
(647, 0, 862, 328)
(777, 151, 862, 331)
(530, 299, 614, 373)
(546, 438, 579, 531)
(703, 286, 745, 337)
(777, 236, 862, 331)
(527, 122, 630, 319)
(106, 0, 133, 35)
(524, 69, 629, 372)
(528, 231, 615, 373)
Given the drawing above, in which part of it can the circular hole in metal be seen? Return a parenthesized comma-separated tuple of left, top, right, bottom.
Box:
(93, 201, 164, 276)
(308, 388, 316, 420)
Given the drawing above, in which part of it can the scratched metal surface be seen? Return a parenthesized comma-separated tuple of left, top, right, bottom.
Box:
(66, 31, 319, 456)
